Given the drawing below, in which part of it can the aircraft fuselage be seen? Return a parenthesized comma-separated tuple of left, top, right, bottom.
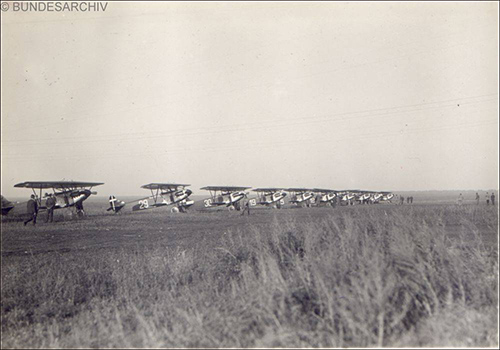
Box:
(204, 191, 247, 208)
(258, 191, 287, 206)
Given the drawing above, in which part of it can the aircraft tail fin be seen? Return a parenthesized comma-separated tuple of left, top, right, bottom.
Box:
(108, 195, 125, 213)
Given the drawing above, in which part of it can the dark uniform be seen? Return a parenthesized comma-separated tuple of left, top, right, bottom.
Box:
(241, 199, 251, 216)
(75, 200, 85, 217)
(24, 196, 38, 226)
(45, 195, 56, 223)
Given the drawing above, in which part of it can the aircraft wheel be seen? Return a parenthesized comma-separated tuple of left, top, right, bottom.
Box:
(171, 207, 180, 213)
(228, 205, 235, 211)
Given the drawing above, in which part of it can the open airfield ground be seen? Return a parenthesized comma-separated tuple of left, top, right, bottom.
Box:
(1, 198, 498, 348)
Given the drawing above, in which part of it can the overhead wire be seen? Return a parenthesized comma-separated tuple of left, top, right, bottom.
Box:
(2, 93, 497, 146)
(2, 108, 497, 161)
(2, 99, 496, 162)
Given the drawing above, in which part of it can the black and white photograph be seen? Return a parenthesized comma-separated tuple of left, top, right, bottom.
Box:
(1, 1, 498, 348)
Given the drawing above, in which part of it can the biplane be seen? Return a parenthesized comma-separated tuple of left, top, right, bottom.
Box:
(9, 181, 104, 217)
(199, 186, 250, 210)
(287, 188, 315, 207)
(108, 183, 193, 213)
(251, 188, 287, 208)
(354, 191, 374, 204)
(377, 191, 394, 203)
(336, 190, 358, 205)
(312, 188, 338, 206)
(342, 190, 395, 204)
(353, 190, 394, 204)
(364, 191, 382, 203)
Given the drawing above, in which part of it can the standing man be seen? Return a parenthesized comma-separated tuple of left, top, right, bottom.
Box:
(475, 192, 480, 205)
(75, 200, 85, 217)
(24, 194, 38, 226)
(400, 196, 405, 205)
(241, 197, 251, 216)
(45, 194, 56, 223)
(486, 192, 490, 205)
(458, 193, 463, 206)
(491, 193, 495, 206)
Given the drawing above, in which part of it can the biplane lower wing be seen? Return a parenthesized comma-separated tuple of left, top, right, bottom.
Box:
(108, 195, 195, 213)
(188, 198, 236, 211)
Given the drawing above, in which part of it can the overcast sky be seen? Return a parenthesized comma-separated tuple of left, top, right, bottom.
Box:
(1, 1, 498, 197)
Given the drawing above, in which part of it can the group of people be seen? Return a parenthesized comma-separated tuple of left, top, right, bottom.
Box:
(23, 193, 57, 226)
(474, 192, 496, 206)
(459, 192, 496, 206)
(398, 195, 414, 205)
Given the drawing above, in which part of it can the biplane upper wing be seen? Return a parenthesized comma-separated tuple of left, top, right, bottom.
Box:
(200, 186, 251, 192)
(286, 188, 312, 192)
(141, 183, 190, 190)
(253, 187, 285, 193)
(312, 188, 337, 193)
(337, 189, 360, 195)
(14, 181, 104, 189)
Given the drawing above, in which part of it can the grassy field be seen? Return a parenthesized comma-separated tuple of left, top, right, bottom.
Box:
(1, 201, 498, 348)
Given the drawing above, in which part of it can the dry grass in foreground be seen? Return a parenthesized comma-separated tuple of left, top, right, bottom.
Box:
(1, 205, 498, 348)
